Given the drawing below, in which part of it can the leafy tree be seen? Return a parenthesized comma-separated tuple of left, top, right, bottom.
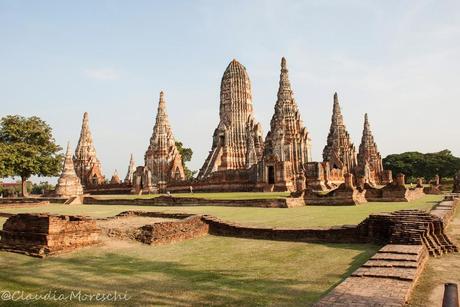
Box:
(383, 150, 460, 182)
(31, 181, 55, 195)
(0, 115, 63, 196)
(175, 141, 196, 179)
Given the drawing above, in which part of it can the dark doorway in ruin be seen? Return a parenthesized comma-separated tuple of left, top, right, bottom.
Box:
(268, 166, 275, 184)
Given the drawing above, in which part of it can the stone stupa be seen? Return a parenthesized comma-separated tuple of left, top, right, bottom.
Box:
(55, 142, 84, 201)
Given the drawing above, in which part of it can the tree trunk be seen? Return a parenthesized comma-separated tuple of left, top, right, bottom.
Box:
(21, 176, 28, 197)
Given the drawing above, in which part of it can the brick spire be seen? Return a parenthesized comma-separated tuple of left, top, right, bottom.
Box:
(198, 59, 264, 178)
(263, 57, 312, 173)
(357, 113, 383, 182)
(124, 153, 136, 184)
(73, 112, 104, 186)
(144, 91, 185, 184)
(322, 92, 357, 172)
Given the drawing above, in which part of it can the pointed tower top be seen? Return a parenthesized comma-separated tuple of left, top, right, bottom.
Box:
(157, 91, 167, 112)
(61, 141, 78, 177)
(65, 141, 72, 157)
(333, 92, 339, 103)
(363, 113, 372, 132)
(281, 57, 287, 70)
(332, 92, 342, 121)
(55, 141, 83, 197)
(124, 153, 136, 184)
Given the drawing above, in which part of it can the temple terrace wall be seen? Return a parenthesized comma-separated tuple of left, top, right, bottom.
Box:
(83, 196, 305, 208)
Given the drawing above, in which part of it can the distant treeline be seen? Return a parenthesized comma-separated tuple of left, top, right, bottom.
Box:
(383, 150, 460, 181)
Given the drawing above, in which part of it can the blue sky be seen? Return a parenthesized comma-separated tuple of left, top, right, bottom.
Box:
(1, 0, 459, 182)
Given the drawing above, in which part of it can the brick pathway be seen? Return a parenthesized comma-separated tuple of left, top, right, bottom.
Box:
(314, 245, 427, 306)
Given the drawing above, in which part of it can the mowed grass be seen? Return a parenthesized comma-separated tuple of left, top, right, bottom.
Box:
(0, 236, 379, 306)
(93, 191, 290, 200)
(0, 195, 442, 228)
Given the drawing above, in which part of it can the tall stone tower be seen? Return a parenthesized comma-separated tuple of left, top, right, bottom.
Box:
(144, 91, 185, 189)
(73, 112, 104, 186)
(198, 59, 264, 179)
(55, 143, 83, 198)
(124, 154, 136, 184)
(322, 93, 357, 174)
(258, 57, 312, 191)
(357, 113, 383, 184)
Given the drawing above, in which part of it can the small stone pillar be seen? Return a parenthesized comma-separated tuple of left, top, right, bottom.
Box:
(295, 173, 306, 191)
(396, 173, 405, 187)
(433, 175, 440, 186)
(357, 176, 366, 189)
(344, 173, 354, 188)
(382, 170, 393, 184)
(453, 171, 460, 193)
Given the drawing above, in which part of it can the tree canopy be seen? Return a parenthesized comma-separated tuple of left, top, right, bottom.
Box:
(175, 141, 196, 179)
(0, 115, 63, 196)
(383, 150, 460, 181)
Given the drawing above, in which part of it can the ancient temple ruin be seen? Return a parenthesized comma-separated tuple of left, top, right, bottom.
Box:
(322, 93, 357, 184)
(110, 170, 121, 184)
(73, 112, 105, 186)
(257, 57, 312, 192)
(356, 113, 384, 185)
(134, 91, 185, 193)
(55, 143, 83, 198)
(124, 154, 136, 184)
(198, 59, 264, 179)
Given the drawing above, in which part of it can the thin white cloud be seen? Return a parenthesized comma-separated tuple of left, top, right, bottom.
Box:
(83, 68, 120, 81)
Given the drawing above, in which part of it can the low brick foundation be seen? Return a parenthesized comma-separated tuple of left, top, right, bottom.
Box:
(0, 197, 68, 204)
(99, 211, 209, 245)
(203, 215, 361, 243)
(136, 215, 209, 245)
(84, 196, 304, 208)
(0, 213, 101, 257)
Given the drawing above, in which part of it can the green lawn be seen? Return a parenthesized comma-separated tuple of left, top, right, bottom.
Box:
(0, 195, 444, 305)
(0, 236, 378, 306)
(92, 191, 290, 200)
(0, 195, 442, 228)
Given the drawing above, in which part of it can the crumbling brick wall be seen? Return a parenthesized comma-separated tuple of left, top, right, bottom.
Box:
(135, 215, 209, 245)
(0, 213, 101, 257)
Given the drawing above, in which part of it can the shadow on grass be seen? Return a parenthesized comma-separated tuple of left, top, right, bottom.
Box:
(0, 241, 379, 306)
